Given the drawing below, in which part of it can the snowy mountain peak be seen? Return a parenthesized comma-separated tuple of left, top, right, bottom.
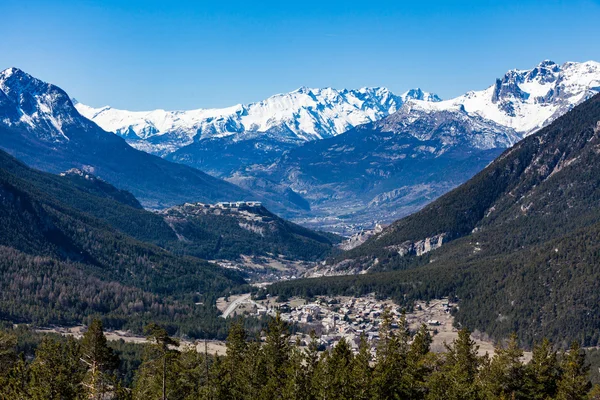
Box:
(0, 67, 18, 79)
(537, 59, 558, 68)
(0, 67, 92, 141)
(425, 60, 600, 134)
(401, 88, 442, 102)
(75, 85, 441, 156)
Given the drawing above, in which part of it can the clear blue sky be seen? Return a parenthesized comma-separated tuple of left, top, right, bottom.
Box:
(1, 0, 599, 110)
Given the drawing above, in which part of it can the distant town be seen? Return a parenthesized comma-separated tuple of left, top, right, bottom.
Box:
(217, 294, 462, 355)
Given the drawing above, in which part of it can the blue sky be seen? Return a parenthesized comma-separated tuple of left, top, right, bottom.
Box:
(1, 0, 599, 110)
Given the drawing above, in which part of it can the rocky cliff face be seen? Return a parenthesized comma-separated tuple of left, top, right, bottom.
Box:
(382, 233, 447, 257)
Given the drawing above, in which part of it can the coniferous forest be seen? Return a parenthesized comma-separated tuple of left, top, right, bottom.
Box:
(2, 4, 600, 399)
(1, 314, 598, 400)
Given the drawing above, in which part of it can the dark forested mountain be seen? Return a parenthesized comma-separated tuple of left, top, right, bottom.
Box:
(0, 149, 338, 262)
(0, 67, 303, 213)
(0, 145, 341, 335)
(268, 93, 600, 348)
(0, 147, 249, 334)
(59, 168, 144, 209)
(160, 202, 341, 260)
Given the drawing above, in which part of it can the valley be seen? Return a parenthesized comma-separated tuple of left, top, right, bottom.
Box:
(35, 325, 229, 356)
(3, 1, 600, 398)
(76, 61, 600, 233)
(215, 289, 540, 366)
(2, 63, 600, 349)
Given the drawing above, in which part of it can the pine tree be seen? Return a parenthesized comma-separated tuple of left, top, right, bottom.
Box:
(0, 330, 19, 398)
(555, 342, 591, 400)
(219, 322, 250, 399)
(372, 308, 407, 399)
(282, 338, 309, 400)
(0, 330, 17, 376)
(351, 334, 373, 400)
(481, 333, 526, 400)
(314, 338, 354, 400)
(302, 331, 321, 400)
(260, 313, 291, 400)
(524, 338, 559, 400)
(172, 345, 204, 400)
(132, 323, 180, 400)
(404, 324, 433, 400)
(29, 336, 84, 400)
(0, 353, 30, 400)
(426, 328, 482, 400)
(251, 340, 270, 400)
(80, 319, 120, 399)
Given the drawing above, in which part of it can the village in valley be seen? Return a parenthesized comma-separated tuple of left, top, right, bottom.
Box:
(215, 293, 496, 356)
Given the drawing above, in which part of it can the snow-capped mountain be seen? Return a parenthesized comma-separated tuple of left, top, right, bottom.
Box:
(226, 60, 600, 232)
(75, 86, 441, 156)
(0, 67, 278, 210)
(412, 60, 600, 134)
(373, 102, 520, 150)
(0, 67, 94, 141)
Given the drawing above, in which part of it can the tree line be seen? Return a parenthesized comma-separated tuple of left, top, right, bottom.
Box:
(1, 311, 598, 400)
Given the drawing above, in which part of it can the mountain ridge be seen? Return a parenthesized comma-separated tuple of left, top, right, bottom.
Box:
(267, 92, 600, 346)
(75, 86, 442, 156)
(0, 67, 303, 212)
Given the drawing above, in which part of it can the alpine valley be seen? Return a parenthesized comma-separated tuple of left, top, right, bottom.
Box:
(78, 60, 600, 233)
(269, 92, 600, 348)
(1, 60, 600, 347)
(4, 56, 600, 399)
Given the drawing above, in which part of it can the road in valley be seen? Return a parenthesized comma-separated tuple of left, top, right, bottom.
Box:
(221, 293, 251, 318)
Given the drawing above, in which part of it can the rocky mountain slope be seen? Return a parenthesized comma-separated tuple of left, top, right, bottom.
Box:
(244, 60, 600, 232)
(75, 87, 440, 156)
(77, 61, 600, 233)
(269, 93, 600, 347)
(418, 60, 600, 134)
(160, 202, 341, 260)
(0, 67, 287, 211)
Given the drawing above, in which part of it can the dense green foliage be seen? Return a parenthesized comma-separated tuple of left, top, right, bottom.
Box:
(0, 148, 340, 336)
(1, 316, 598, 399)
(0, 149, 253, 337)
(163, 204, 341, 260)
(0, 150, 338, 261)
(270, 93, 600, 348)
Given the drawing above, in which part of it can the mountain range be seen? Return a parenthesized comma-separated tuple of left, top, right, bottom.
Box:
(75, 87, 441, 156)
(79, 61, 600, 152)
(268, 92, 600, 347)
(75, 61, 600, 232)
(0, 67, 315, 213)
